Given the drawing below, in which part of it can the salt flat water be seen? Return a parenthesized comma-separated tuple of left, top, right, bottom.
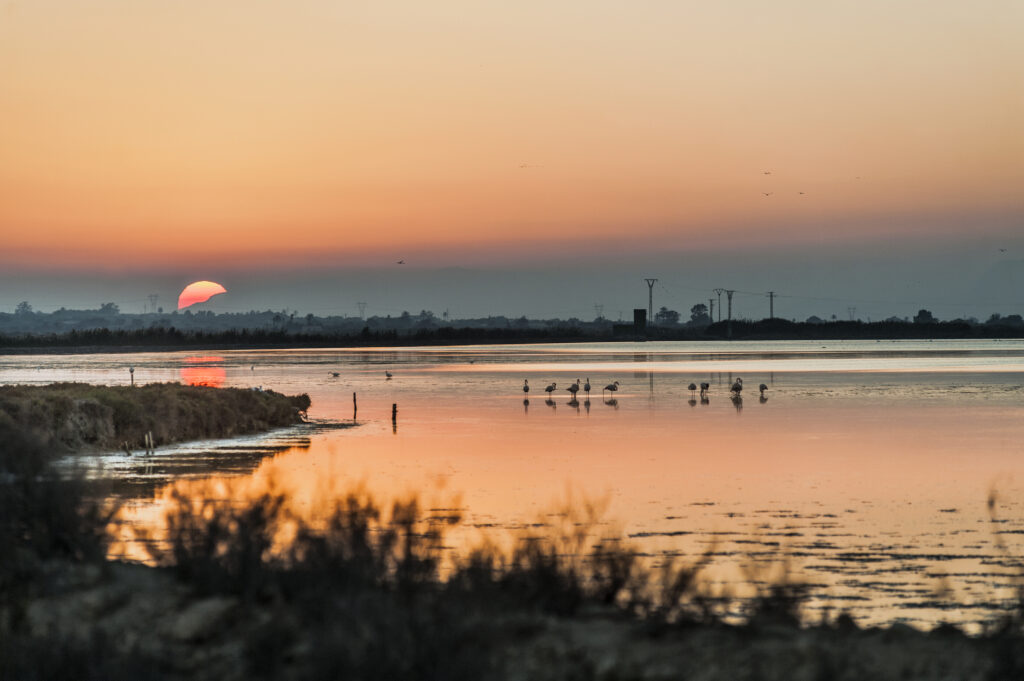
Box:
(4, 339, 1024, 630)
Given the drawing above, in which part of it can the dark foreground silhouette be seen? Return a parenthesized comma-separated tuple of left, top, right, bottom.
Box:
(3, 420, 1024, 680)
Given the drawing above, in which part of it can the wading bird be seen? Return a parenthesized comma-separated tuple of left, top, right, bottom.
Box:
(545, 382, 557, 395)
(688, 383, 697, 398)
(603, 380, 620, 396)
(583, 378, 591, 398)
(759, 383, 768, 396)
(385, 370, 393, 379)
(523, 379, 529, 395)
(329, 371, 340, 378)
(731, 377, 743, 395)
(567, 379, 580, 399)
(700, 382, 710, 398)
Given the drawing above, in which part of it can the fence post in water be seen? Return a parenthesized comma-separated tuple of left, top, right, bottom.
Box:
(353, 392, 357, 420)
(392, 403, 397, 433)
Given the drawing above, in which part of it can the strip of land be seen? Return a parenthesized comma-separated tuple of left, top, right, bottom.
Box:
(0, 382, 311, 453)
(1, 318, 1023, 354)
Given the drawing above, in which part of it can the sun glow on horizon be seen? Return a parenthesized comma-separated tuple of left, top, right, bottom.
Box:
(1, 1, 1021, 270)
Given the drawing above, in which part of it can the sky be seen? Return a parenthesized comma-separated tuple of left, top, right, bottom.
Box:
(1, 0, 1022, 319)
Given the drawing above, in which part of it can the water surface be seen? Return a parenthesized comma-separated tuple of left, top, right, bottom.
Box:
(4, 339, 1024, 630)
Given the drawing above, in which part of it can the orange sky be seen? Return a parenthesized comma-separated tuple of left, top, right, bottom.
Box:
(1, 0, 1021, 268)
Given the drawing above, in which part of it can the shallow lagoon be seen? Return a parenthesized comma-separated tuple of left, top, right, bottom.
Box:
(4, 339, 1024, 630)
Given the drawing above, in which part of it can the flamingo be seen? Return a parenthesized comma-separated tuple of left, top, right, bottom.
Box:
(603, 380, 620, 396)
(583, 378, 591, 398)
(688, 383, 697, 398)
(385, 370, 393, 379)
(759, 383, 768, 396)
(329, 371, 340, 378)
(700, 382, 710, 397)
(545, 382, 557, 396)
(567, 379, 580, 399)
(523, 379, 530, 395)
(730, 377, 743, 395)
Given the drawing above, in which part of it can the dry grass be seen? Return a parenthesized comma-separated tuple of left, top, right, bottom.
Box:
(0, 382, 310, 452)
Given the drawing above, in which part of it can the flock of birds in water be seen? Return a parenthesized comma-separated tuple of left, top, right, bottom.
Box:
(322, 367, 769, 412)
(520, 376, 769, 410)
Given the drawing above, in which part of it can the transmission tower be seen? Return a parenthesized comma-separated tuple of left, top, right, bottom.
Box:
(713, 288, 725, 322)
(848, 306, 857, 321)
(644, 279, 658, 322)
(767, 291, 775, 319)
(726, 290, 735, 338)
(147, 294, 158, 314)
(594, 304, 604, 320)
(357, 302, 367, 319)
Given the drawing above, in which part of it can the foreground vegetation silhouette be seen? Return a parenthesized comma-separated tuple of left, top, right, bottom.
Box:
(4, 419, 1024, 679)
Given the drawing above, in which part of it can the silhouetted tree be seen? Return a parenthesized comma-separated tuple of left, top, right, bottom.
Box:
(689, 303, 710, 326)
(654, 306, 680, 326)
(14, 301, 32, 315)
(913, 309, 936, 324)
(99, 302, 120, 314)
(1003, 314, 1024, 327)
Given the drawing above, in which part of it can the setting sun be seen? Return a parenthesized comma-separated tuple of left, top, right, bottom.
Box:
(177, 280, 226, 310)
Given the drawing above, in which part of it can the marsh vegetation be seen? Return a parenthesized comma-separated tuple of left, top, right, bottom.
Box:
(3, 416, 1024, 680)
(0, 383, 310, 453)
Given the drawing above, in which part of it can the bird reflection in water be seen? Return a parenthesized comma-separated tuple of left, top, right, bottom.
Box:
(688, 398, 697, 407)
(604, 398, 619, 409)
(759, 395, 769, 404)
(523, 398, 529, 414)
(731, 394, 743, 413)
(584, 399, 591, 415)
(568, 397, 580, 413)
(545, 398, 556, 410)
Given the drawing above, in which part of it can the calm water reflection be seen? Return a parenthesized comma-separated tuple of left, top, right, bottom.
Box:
(4, 340, 1024, 630)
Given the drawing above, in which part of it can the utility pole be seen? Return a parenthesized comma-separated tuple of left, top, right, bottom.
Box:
(357, 302, 367, 320)
(644, 279, 658, 322)
(147, 294, 158, 314)
(713, 288, 725, 322)
(726, 290, 735, 338)
(767, 291, 775, 319)
(848, 306, 857, 321)
(594, 304, 604, 320)
(708, 298, 714, 323)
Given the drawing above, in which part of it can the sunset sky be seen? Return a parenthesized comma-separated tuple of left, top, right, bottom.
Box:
(1, 0, 1022, 318)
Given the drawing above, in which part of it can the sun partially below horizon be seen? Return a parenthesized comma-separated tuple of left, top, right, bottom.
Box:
(177, 281, 227, 310)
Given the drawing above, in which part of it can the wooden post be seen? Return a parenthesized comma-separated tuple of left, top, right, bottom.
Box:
(353, 392, 357, 420)
(392, 403, 397, 434)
